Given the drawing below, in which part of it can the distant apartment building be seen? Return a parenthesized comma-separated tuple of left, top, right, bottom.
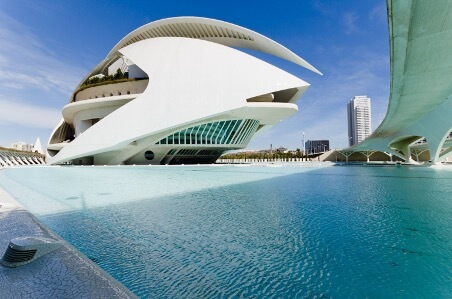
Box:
(275, 146, 289, 153)
(10, 142, 33, 152)
(305, 140, 329, 154)
(347, 95, 372, 146)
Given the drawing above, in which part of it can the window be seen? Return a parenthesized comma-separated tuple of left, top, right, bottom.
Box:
(144, 151, 155, 160)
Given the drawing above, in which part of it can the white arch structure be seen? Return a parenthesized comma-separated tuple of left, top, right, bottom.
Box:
(47, 17, 321, 165)
(349, 0, 452, 163)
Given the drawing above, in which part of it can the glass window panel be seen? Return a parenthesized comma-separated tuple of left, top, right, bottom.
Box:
(219, 120, 233, 144)
(231, 120, 247, 144)
(212, 121, 221, 144)
(239, 120, 255, 144)
(225, 120, 240, 144)
(194, 124, 204, 144)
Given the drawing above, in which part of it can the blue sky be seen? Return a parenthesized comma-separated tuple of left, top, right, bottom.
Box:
(0, 0, 389, 150)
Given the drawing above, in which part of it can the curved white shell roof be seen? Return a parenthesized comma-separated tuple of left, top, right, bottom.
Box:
(107, 16, 322, 75)
(48, 17, 320, 165)
(49, 36, 309, 164)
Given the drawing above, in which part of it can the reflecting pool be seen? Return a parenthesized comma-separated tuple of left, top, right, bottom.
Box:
(1, 164, 451, 298)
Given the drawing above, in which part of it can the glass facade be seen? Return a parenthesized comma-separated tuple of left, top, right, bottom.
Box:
(156, 119, 260, 146)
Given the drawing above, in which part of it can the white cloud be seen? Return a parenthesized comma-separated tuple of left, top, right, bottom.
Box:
(0, 98, 61, 129)
(0, 9, 87, 145)
(342, 12, 359, 35)
(0, 71, 44, 90)
(0, 11, 84, 95)
(311, 1, 336, 16)
(369, 3, 387, 23)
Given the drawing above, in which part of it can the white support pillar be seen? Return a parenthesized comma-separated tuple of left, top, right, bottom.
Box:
(360, 150, 376, 162)
(339, 151, 354, 163)
(411, 148, 428, 162)
(427, 129, 452, 163)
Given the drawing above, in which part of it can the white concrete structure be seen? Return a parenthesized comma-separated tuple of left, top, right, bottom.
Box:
(344, 0, 452, 164)
(0, 149, 45, 168)
(32, 137, 44, 155)
(47, 17, 320, 165)
(347, 96, 371, 146)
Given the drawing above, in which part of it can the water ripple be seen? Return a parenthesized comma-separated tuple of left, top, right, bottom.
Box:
(7, 165, 450, 298)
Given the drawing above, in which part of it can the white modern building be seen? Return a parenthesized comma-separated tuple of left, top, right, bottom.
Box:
(10, 142, 34, 152)
(47, 17, 321, 165)
(347, 96, 372, 146)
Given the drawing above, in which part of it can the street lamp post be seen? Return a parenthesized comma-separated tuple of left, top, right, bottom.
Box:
(302, 132, 305, 161)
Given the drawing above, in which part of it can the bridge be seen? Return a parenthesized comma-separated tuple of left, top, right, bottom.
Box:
(346, 0, 452, 164)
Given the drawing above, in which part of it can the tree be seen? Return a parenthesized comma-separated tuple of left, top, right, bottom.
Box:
(114, 68, 124, 79)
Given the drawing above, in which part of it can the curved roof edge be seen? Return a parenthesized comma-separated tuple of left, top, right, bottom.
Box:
(107, 16, 322, 75)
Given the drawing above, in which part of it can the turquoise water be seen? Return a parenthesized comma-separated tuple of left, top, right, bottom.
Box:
(1, 164, 451, 298)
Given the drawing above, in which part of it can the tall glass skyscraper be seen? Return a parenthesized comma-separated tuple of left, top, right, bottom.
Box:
(347, 96, 371, 146)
